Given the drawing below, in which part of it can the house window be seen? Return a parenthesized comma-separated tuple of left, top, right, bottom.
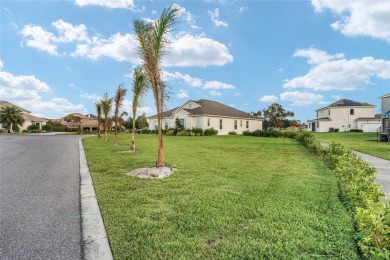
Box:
(317, 122, 319, 128)
(207, 118, 210, 127)
(246, 121, 249, 129)
(240, 120, 242, 127)
(219, 119, 223, 130)
(328, 110, 330, 116)
(196, 117, 201, 128)
(180, 119, 185, 128)
(164, 121, 169, 130)
(234, 120, 237, 130)
(317, 112, 318, 118)
(350, 109, 354, 115)
(154, 120, 158, 130)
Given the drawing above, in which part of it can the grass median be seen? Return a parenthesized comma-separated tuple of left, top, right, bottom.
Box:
(82, 134, 359, 259)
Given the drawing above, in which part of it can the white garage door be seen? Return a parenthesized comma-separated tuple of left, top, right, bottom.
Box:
(361, 123, 381, 132)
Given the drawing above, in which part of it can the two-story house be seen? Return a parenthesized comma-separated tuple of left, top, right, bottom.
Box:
(148, 99, 263, 135)
(308, 99, 381, 132)
(379, 93, 390, 141)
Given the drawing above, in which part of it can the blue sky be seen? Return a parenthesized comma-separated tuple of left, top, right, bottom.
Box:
(1, 0, 389, 122)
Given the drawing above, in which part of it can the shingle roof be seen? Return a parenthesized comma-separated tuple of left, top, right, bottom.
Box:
(0, 100, 30, 113)
(328, 99, 373, 107)
(23, 113, 48, 122)
(149, 99, 259, 119)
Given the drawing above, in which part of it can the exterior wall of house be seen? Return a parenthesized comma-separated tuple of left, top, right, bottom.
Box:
(381, 95, 390, 114)
(181, 101, 201, 110)
(311, 106, 375, 132)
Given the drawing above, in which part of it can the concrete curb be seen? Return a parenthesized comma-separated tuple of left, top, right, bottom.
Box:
(79, 138, 114, 260)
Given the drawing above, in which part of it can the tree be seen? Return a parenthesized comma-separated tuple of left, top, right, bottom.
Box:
(100, 93, 113, 141)
(262, 103, 294, 128)
(123, 116, 133, 130)
(113, 84, 127, 145)
(63, 114, 81, 131)
(134, 5, 179, 167)
(0, 106, 25, 133)
(95, 102, 102, 138)
(251, 110, 262, 117)
(130, 67, 149, 151)
(135, 113, 149, 129)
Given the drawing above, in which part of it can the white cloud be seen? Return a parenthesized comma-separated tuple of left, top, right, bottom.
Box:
(0, 60, 3, 70)
(20, 20, 90, 55)
(293, 47, 344, 64)
(163, 71, 203, 87)
(68, 83, 75, 87)
(0, 68, 85, 117)
(277, 68, 284, 72)
(20, 24, 58, 55)
(209, 90, 222, 96)
(280, 91, 324, 106)
(177, 90, 189, 99)
(311, 0, 390, 42)
(208, 8, 228, 27)
(203, 81, 235, 90)
(80, 93, 101, 100)
(72, 33, 140, 63)
(166, 34, 233, 67)
(284, 48, 390, 91)
(260, 95, 278, 102)
(173, 3, 200, 29)
(122, 99, 154, 116)
(74, 0, 135, 9)
(239, 6, 247, 13)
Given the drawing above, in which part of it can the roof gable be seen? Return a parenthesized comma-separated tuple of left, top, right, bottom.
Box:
(317, 99, 374, 111)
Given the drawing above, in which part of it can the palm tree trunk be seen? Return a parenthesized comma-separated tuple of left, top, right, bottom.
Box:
(104, 118, 108, 141)
(156, 111, 165, 167)
(130, 117, 136, 151)
(9, 122, 13, 133)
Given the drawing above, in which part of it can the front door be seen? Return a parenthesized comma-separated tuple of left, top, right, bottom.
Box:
(311, 122, 316, 132)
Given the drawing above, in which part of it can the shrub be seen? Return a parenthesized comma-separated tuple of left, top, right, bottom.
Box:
(334, 128, 340, 132)
(42, 124, 53, 132)
(0, 129, 4, 133)
(228, 131, 237, 135)
(165, 129, 175, 136)
(242, 130, 251, 136)
(191, 127, 204, 136)
(204, 128, 218, 136)
(349, 129, 363, 132)
(27, 124, 40, 133)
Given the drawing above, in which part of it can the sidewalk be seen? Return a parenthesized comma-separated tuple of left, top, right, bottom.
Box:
(354, 151, 390, 198)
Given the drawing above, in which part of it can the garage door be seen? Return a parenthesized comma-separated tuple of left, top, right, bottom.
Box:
(361, 123, 381, 132)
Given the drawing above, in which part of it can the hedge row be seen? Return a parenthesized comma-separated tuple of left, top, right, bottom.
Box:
(248, 131, 390, 258)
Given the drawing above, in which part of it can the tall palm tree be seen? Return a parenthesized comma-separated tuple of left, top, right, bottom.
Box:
(130, 67, 149, 151)
(134, 5, 179, 167)
(100, 93, 113, 141)
(0, 106, 25, 133)
(95, 102, 102, 138)
(113, 84, 127, 145)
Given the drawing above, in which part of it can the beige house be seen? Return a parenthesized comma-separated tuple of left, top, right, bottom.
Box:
(379, 93, 390, 140)
(0, 100, 47, 132)
(148, 99, 263, 135)
(61, 113, 102, 131)
(308, 99, 380, 132)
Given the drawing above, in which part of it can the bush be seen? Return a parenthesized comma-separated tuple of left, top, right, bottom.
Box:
(42, 124, 53, 132)
(27, 124, 40, 133)
(349, 129, 363, 132)
(242, 130, 252, 136)
(334, 128, 340, 132)
(191, 128, 204, 136)
(204, 128, 218, 136)
(228, 131, 237, 135)
(0, 129, 4, 133)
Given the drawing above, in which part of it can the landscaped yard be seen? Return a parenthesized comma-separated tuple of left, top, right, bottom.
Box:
(82, 134, 359, 259)
(312, 132, 390, 160)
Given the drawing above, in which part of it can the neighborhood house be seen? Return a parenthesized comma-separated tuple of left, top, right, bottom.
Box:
(61, 113, 102, 131)
(0, 100, 47, 132)
(379, 93, 390, 141)
(148, 99, 263, 135)
(308, 99, 380, 132)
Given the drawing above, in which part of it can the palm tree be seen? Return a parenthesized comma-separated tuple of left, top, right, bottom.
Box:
(100, 93, 113, 141)
(113, 84, 127, 145)
(134, 5, 179, 167)
(0, 106, 25, 133)
(130, 67, 149, 151)
(95, 102, 102, 138)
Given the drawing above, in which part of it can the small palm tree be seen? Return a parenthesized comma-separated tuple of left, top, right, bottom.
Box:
(0, 106, 25, 133)
(113, 84, 127, 145)
(130, 67, 149, 151)
(134, 5, 179, 166)
(95, 102, 102, 138)
(63, 114, 81, 131)
(100, 93, 113, 141)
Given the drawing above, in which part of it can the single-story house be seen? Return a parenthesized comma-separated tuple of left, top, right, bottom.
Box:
(148, 99, 263, 135)
(60, 113, 102, 131)
(307, 99, 381, 132)
(0, 100, 47, 132)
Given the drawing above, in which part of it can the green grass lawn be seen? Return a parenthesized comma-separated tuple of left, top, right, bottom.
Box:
(83, 134, 359, 259)
(312, 132, 390, 160)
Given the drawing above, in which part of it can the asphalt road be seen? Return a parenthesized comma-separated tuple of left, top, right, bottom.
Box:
(0, 134, 82, 260)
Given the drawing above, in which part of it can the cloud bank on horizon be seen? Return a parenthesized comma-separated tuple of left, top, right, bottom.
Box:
(1, 0, 389, 120)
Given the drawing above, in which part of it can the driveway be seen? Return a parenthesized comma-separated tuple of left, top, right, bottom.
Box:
(0, 134, 83, 260)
